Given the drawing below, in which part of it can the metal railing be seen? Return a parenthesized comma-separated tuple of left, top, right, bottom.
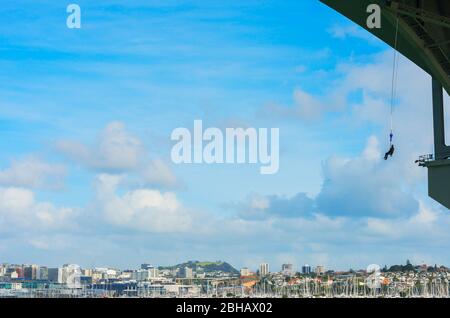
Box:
(415, 154, 434, 166)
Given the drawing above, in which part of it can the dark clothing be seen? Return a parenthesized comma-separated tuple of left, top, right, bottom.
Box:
(384, 145, 395, 160)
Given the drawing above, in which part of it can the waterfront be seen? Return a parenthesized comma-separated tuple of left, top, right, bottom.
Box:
(1, 261, 449, 298)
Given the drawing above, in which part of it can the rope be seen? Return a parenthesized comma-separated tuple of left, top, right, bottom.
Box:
(389, 17, 400, 146)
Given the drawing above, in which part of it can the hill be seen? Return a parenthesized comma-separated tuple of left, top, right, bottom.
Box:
(159, 261, 239, 275)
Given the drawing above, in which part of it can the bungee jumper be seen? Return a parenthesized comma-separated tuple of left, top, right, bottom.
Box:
(384, 133, 395, 160)
(384, 17, 399, 161)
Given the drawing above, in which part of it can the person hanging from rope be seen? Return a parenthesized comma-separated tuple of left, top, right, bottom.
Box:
(384, 17, 399, 161)
(384, 133, 395, 160)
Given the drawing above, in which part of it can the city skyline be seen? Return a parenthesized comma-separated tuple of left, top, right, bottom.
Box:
(1, 1, 450, 271)
(2, 259, 443, 277)
(2, 259, 449, 298)
(1, 258, 446, 275)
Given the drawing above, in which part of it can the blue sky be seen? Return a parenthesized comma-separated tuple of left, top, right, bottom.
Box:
(1, 0, 450, 271)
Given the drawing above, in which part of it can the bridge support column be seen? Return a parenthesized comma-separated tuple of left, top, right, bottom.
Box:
(427, 79, 450, 209)
(432, 79, 450, 159)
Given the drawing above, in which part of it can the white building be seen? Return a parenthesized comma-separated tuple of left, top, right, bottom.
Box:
(315, 265, 326, 275)
(60, 264, 81, 288)
(37, 266, 48, 280)
(149, 267, 160, 279)
(164, 284, 200, 297)
(259, 263, 269, 277)
(0, 265, 6, 277)
(132, 268, 160, 281)
(83, 269, 93, 277)
(281, 263, 294, 276)
(105, 269, 118, 279)
(132, 269, 149, 281)
(184, 267, 194, 279)
(240, 267, 251, 277)
(118, 271, 133, 280)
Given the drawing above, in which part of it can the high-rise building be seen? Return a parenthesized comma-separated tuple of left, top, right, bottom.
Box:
(184, 267, 194, 279)
(38, 266, 48, 280)
(0, 264, 6, 277)
(315, 265, 326, 275)
(136, 264, 159, 279)
(302, 264, 312, 274)
(259, 263, 269, 277)
(23, 265, 39, 280)
(171, 268, 179, 277)
(14, 267, 24, 278)
(23, 266, 32, 280)
(149, 267, 159, 278)
(48, 268, 61, 283)
(133, 269, 150, 281)
(133, 267, 160, 281)
(282, 263, 294, 276)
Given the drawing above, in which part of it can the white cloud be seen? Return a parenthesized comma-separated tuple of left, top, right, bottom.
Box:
(292, 89, 325, 120)
(233, 192, 314, 220)
(0, 187, 34, 211)
(56, 121, 144, 171)
(0, 187, 75, 230)
(28, 238, 50, 250)
(262, 88, 326, 121)
(0, 157, 66, 190)
(140, 159, 178, 188)
(362, 135, 381, 161)
(57, 121, 178, 188)
(233, 134, 418, 219)
(364, 200, 449, 242)
(317, 135, 419, 217)
(94, 174, 191, 233)
(249, 194, 270, 210)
